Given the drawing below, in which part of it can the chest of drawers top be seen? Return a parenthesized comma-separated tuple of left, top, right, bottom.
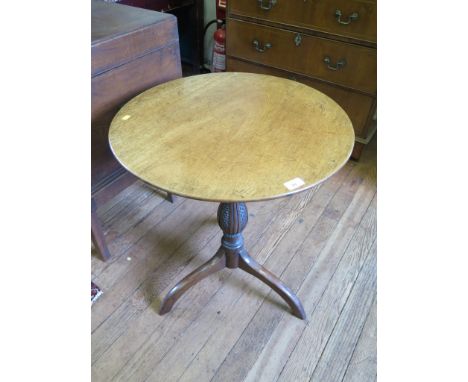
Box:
(229, 0, 376, 45)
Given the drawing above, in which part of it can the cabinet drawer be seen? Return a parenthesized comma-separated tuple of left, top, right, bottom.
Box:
(229, 0, 376, 43)
(227, 19, 376, 94)
(227, 57, 375, 139)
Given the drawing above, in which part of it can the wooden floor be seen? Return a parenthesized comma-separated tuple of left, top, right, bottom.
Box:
(91, 137, 377, 382)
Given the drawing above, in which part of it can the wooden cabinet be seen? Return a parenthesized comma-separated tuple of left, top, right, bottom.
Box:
(92, 0, 182, 259)
(226, 0, 377, 160)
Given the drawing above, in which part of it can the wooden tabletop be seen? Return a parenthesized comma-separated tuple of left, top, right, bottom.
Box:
(109, 73, 354, 202)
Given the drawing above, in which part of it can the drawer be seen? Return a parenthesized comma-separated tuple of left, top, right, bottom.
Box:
(229, 0, 376, 43)
(227, 57, 375, 139)
(227, 19, 376, 94)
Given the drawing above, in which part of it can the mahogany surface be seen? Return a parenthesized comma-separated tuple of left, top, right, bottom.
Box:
(91, 0, 181, 260)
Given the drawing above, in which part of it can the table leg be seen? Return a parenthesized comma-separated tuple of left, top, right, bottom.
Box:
(238, 250, 306, 319)
(159, 247, 226, 315)
(159, 202, 306, 319)
(91, 198, 111, 261)
(165, 192, 175, 203)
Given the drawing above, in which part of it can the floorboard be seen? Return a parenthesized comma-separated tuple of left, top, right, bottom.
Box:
(341, 297, 377, 382)
(92, 137, 377, 382)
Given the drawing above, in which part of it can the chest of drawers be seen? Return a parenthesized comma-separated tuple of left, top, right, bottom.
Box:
(226, 0, 377, 159)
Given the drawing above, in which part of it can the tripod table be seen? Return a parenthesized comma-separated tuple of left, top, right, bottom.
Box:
(109, 72, 354, 319)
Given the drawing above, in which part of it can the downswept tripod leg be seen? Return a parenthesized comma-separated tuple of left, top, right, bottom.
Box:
(159, 202, 306, 320)
(159, 248, 226, 314)
(238, 250, 306, 319)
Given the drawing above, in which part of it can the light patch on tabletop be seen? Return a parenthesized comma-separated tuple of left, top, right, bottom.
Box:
(284, 177, 305, 191)
(121, 115, 131, 121)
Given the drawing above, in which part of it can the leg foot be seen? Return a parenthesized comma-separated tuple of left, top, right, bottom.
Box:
(166, 192, 175, 203)
(238, 251, 306, 319)
(91, 198, 111, 261)
(159, 247, 226, 315)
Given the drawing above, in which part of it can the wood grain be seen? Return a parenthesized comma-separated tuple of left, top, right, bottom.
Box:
(310, 242, 377, 381)
(92, 196, 289, 380)
(212, 155, 376, 382)
(91, 0, 182, 260)
(109, 72, 354, 202)
(239, 141, 376, 382)
(180, 162, 360, 382)
(145, 189, 327, 381)
(91, 181, 169, 276)
(113, 194, 314, 382)
(227, 57, 375, 139)
(226, 0, 377, 161)
(91, 197, 204, 332)
(92, 136, 376, 382)
(273, 199, 376, 382)
(91, 0, 179, 76)
(342, 297, 377, 382)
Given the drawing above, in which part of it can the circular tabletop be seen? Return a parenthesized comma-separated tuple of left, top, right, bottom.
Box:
(109, 73, 355, 203)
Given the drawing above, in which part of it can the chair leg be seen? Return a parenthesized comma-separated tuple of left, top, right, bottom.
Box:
(166, 192, 175, 203)
(91, 199, 111, 261)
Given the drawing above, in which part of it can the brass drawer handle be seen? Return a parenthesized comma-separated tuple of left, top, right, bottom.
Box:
(323, 56, 347, 71)
(252, 39, 272, 52)
(335, 9, 359, 25)
(257, 0, 277, 10)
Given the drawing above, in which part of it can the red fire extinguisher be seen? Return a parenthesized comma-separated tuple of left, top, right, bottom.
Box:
(212, 21, 226, 72)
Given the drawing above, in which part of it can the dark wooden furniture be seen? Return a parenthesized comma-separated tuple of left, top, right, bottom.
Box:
(108, 73, 355, 319)
(92, 0, 182, 260)
(115, 0, 204, 73)
(226, 0, 377, 160)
